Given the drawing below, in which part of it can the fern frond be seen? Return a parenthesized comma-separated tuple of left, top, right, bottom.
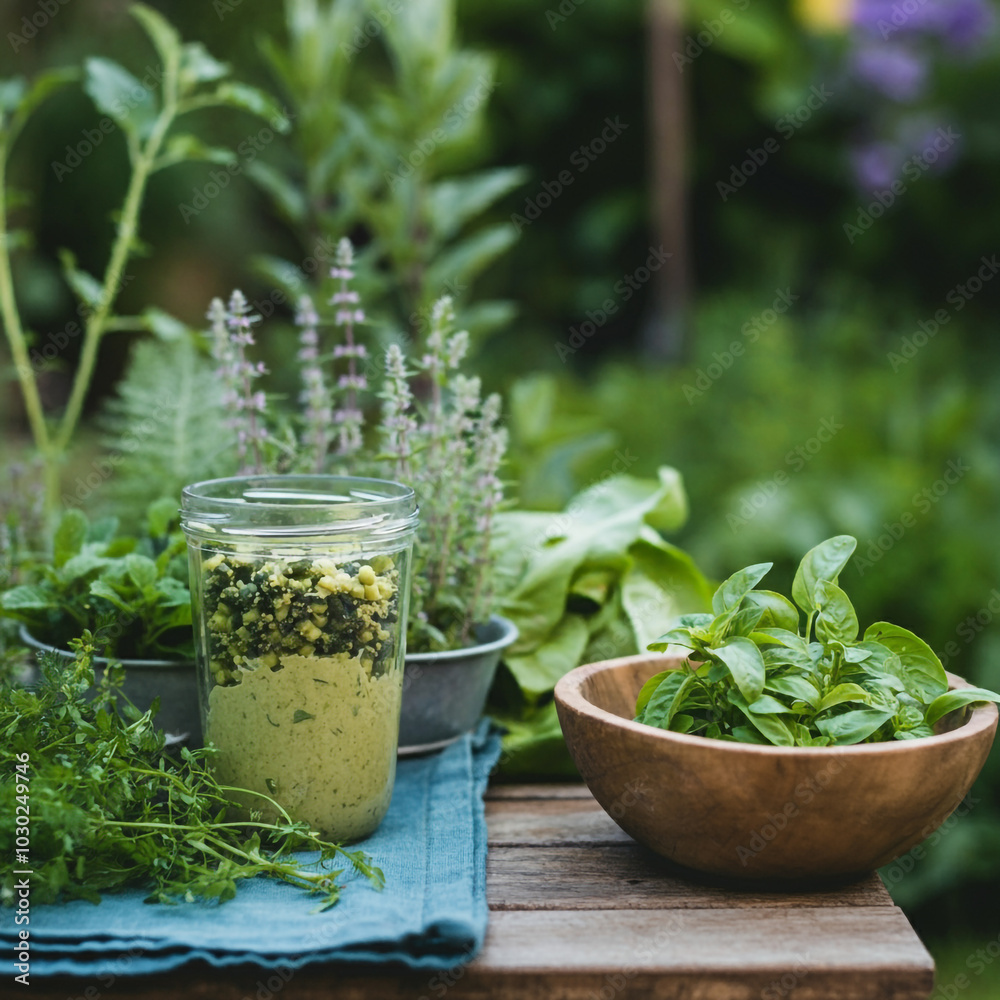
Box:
(96, 339, 237, 523)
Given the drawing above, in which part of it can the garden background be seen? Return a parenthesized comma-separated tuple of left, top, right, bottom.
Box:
(2, 0, 1000, 986)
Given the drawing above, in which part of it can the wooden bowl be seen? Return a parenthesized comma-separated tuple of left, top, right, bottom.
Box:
(554, 654, 998, 881)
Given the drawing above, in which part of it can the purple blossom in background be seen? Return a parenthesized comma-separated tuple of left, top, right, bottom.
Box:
(853, 0, 994, 49)
(850, 141, 904, 191)
(849, 116, 961, 191)
(944, 0, 996, 49)
(851, 42, 929, 100)
(841, 0, 994, 191)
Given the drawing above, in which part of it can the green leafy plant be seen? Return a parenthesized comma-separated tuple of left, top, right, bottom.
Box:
(0, 638, 381, 907)
(0, 3, 287, 514)
(489, 467, 713, 774)
(637, 536, 1000, 746)
(255, 0, 524, 342)
(0, 505, 194, 661)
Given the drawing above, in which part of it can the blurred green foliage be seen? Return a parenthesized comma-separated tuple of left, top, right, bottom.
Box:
(2, 0, 1000, 942)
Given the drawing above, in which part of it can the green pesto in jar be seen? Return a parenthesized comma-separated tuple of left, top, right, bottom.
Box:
(198, 550, 405, 841)
(207, 650, 402, 841)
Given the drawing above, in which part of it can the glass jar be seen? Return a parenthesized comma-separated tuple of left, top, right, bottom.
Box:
(180, 475, 418, 842)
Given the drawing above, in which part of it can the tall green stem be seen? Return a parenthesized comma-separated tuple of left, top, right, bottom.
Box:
(0, 55, 179, 515)
(0, 139, 60, 509)
(54, 84, 177, 457)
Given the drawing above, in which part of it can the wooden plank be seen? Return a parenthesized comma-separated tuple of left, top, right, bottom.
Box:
(485, 782, 593, 800)
(29, 907, 932, 1000)
(486, 796, 633, 846)
(465, 908, 934, 999)
(17, 785, 931, 1000)
(488, 844, 893, 911)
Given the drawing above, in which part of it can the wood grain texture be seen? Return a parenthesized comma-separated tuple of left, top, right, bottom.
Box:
(487, 844, 893, 910)
(486, 795, 634, 845)
(25, 909, 933, 1000)
(485, 782, 593, 800)
(17, 786, 934, 1000)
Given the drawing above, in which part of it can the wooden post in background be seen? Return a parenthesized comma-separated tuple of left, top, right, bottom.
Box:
(644, 0, 689, 362)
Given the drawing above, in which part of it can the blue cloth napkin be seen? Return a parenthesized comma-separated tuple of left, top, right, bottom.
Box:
(3, 723, 502, 979)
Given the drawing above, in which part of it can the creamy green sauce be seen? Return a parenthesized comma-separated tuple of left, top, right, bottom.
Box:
(206, 651, 402, 842)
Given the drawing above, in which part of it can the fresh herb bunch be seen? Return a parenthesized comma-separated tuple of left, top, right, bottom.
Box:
(206, 239, 508, 654)
(0, 503, 194, 660)
(637, 536, 1000, 746)
(0, 637, 383, 908)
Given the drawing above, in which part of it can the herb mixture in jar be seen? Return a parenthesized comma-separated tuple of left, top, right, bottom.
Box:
(198, 550, 405, 841)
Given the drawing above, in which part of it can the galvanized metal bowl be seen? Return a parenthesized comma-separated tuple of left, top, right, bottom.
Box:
(399, 615, 518, 756)
(19, 626, 201, 745)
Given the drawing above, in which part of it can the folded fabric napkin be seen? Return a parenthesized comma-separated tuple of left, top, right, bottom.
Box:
(4, 723, 502, 978)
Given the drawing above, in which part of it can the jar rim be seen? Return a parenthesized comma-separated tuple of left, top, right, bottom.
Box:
(180, 474, 418, 541)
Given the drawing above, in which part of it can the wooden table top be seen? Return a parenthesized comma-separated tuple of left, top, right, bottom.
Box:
(22, 783, 935, 1000)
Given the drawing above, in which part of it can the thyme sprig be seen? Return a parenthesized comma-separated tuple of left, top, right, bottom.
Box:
(0, 636, 383, 910)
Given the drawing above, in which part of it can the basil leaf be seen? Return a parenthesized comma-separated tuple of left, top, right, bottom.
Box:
(648, 627, 696, 652)
(814, 580, 859, 644)
(0, 584, 51, 612)
(88, 580, 132, 613)
(895, 726, 934, 740)
(636, 670, 687, 728)
(815, 683, 871, 713)
(711, 562, 772, 615)
(711, 636, 765, 704)
(635, 669, 674, 718)
(728, 690, 795, 745)
(60, 552, 113, 584)
(746, 694, 790, 715)
(678, 613, 713, 628)
(765, 673, 820, 707)
(863, 622, 949, 701)
(724, 605, 765, 638)
(925, 687, 1000, 728)
(730, 725, 769, 745)
(124, 554, 158, 590)
(742, 590, 800, 631)
(664, 673, 700, 729)
(179, 42, 229, 86)
(791, 535, 857, 613)
(84, 57, 158, 142)
(671, 713, 695, 734)
(763, 645, 814, 671)
(843, 645, 873, 664)
(866, 684, 903, 712)
(815, 707, 894, 744)
(131, 4, 182, 71)
(755, 627, 810, 655)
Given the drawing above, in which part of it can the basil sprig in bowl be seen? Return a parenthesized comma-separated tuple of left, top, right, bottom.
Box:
(637, 535, 1000, 745)
(555, 536, 1000, 880)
